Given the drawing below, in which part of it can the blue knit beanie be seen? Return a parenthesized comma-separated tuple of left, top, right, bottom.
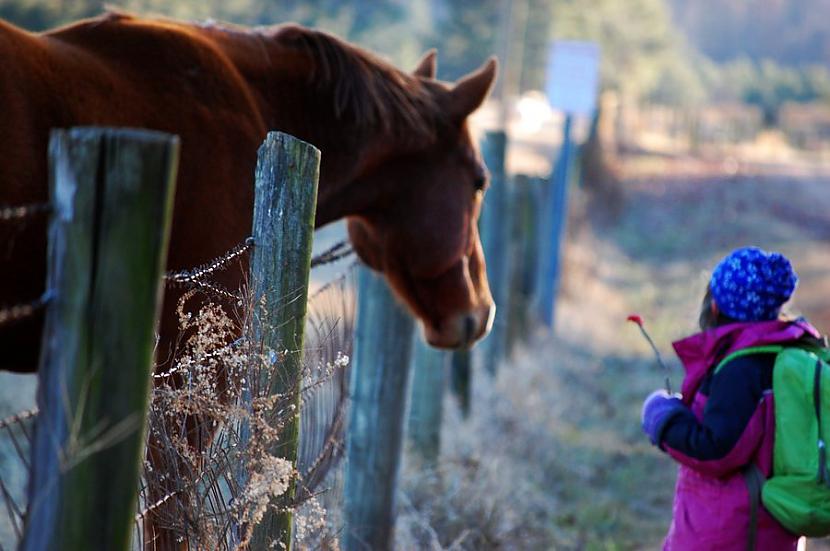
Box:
(710, 247, 798, 322)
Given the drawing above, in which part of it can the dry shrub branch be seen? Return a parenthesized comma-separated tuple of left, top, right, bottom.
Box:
(139, 275, 354, 550)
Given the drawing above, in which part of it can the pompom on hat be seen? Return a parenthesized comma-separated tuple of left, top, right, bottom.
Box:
(710, 247, 798, 322)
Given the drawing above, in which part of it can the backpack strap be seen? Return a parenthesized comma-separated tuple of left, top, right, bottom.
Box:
(716, 346, 783, 551)
(815, 358, 830, 488)
(742, 462, 765, 551)
(713, 345, 785, 375)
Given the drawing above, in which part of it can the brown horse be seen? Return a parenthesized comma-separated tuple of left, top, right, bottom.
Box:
(0, 11, 497, 376)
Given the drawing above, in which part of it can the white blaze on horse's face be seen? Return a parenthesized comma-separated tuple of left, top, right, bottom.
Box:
(348, 57, 498, 349)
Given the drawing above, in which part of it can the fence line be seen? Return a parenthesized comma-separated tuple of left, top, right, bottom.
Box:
(478, 130, 511, 375)
(0, 409, 37, 548)
(0, 202, 51, 221)
(343, 265, 415, 551)
(0, 202, 52, 326)
(0, 210, 357, 551)
(407, 339, 447, 465)
(0, 126, 575, 551)
(244, 131, 320, 550)
(0, 294, 50, 327)
(22, 127, 179, 551)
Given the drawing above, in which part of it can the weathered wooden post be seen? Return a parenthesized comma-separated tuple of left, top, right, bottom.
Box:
(407, 338, 448, 465)
(479, 130, 511, 375)
(536, 40, 600, 329)
(534, 114, 575, 329)
(22, 127, 178, 551)
(450, 348, 472, 418)
(247, 132, 320, 550)
(506, 174, 539, 354)
(343, 266, 415, 551)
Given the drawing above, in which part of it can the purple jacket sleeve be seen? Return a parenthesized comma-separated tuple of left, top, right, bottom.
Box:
(660, 354, 774, 477)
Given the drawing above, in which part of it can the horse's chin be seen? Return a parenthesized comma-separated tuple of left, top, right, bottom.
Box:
(421, 304, 495, 350)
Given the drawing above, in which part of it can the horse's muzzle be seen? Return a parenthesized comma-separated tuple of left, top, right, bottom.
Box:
(422, 302, 495, 350)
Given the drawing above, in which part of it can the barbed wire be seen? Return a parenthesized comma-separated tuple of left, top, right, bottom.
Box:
(308, 260, 359, 302)
(0, 202, 51, 221)
(0, 409, 39, 431)
(0, 198, 355, 322)
(310, 240, 353, 268)
(0, 202, 52, 327)
(164, 238, 255, 287)
(0, 406, 38, 545)
(0, 293, 51, 328)
(163, 237, 354, 302)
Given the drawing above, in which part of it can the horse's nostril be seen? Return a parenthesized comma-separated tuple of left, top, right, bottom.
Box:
(463, 314, 477, 346)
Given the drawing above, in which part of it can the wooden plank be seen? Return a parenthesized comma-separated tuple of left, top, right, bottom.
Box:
(479, 130, 511, 374)
(535, 114, 575, 328)
(407, 338, 448, 465)
(247, 131, 320, 550)
(506, 174, 542, 350)
(343, 266, 415, 551)
(22, 127, 178, 551)
(450, 349, 472, 418)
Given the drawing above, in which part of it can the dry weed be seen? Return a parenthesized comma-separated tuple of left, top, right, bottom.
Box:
(139, 279, 352, 550)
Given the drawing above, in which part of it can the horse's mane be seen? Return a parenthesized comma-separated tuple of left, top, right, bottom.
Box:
(271, 24, 445, 144)
(50, 11, 445, 145)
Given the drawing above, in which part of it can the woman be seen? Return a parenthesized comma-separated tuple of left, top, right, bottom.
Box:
(641, 246, 824, 550)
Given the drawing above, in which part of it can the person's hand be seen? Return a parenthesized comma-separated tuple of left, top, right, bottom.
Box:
(641, 389, 684, 447)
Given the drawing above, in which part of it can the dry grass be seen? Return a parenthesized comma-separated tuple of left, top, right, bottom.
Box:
(393, 161, 830, 550)
(139, 270, 354, 550)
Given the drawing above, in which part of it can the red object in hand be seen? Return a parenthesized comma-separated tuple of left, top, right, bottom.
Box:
(627, 314, 644, 326)
(626, 313, 673, 394)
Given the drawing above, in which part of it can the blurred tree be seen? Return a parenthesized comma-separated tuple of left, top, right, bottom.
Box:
(713, 57, 830, 126)
(421, 0, 503, 81)
(0, 0, 102, 30)
(5, 0, 824, 117)
(668, 0, 830, 67)
(517, 0, 552, 92)
(551, 0, 700, 106)
(1, 0, 417, 65)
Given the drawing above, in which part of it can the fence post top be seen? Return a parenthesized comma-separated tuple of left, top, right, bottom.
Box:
(261, 131, 320, 153)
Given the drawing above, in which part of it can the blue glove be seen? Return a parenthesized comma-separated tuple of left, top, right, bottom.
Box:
(641, 389, 685, 447)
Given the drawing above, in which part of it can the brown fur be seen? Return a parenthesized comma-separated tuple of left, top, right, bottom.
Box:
(0, 11, 497, 374)
(1, 12, 498, 549)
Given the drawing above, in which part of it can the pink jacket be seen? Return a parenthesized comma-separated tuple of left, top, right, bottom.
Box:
(661, 319, 820, 550)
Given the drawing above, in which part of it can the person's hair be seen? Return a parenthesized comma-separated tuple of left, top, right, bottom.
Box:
(698, 284, 793, 331)
(698, 285, 740, 331)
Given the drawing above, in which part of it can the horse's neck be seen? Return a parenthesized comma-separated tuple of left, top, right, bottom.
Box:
(261, 94, 391, 226)
(211, 26, 423, 224)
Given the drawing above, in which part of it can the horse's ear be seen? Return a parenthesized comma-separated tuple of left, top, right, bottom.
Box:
(448, 57, 498, 121)
(413, 49, 437, 78)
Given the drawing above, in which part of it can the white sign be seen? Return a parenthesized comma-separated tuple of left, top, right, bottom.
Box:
(545, 40, 600, 115)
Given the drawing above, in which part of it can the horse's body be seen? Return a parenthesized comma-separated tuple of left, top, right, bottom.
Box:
(0, 11, 497, 375)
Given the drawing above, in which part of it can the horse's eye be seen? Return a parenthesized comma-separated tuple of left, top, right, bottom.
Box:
(473, 176, 487, 191)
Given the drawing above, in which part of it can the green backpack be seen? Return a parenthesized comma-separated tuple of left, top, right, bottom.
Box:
(715, 344, 830, 537)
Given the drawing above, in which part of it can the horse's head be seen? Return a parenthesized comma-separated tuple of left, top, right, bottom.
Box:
(347, 55, 497, 349)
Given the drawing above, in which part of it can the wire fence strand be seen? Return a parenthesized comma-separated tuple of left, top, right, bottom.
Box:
(0, 294, 50, 328)
(310, 240, 353, 268)
(0, 203, 51, 221)
(165, 238, 255, 287)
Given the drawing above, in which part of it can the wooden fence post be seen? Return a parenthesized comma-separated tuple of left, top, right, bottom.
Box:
(450, 349, 472, 418)
(535, 114, 575, 329)
(479, 130, 510, 375)
(343, 265, 415, 551)
(506, 174, 536, 354)
(22, 127, 178, 551)
(247, 132, 320, 550)
(407, 338, 448, 465)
